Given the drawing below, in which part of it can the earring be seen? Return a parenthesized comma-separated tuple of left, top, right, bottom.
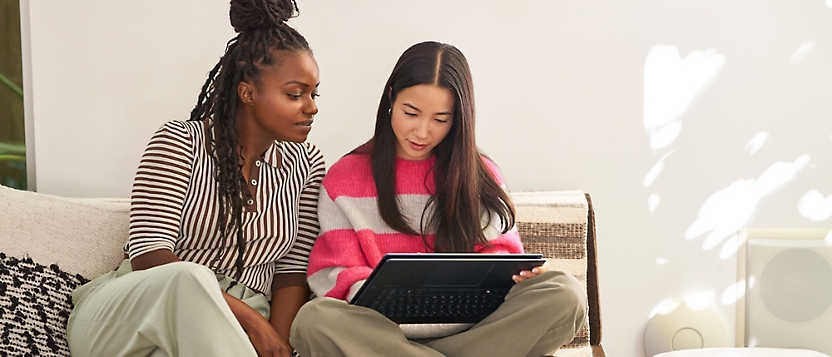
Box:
(388, 108, 392, 115)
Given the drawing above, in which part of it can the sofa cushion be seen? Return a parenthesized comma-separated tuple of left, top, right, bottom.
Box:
(0, 185, 129, 356)
(0, 185, 596, 356)
(0, 253, 88, 357)
(0, 185, 129, 280)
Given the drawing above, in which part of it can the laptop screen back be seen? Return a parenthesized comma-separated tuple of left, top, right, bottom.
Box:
(349, 253, 545, 324)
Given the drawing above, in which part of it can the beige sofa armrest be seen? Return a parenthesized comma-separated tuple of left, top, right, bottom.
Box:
(511, 191, 603, 356)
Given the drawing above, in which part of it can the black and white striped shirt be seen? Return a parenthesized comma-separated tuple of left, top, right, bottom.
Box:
(126, 120, 325, 295)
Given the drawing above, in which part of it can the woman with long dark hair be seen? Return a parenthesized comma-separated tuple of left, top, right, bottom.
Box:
(66, 1, 322, 356)
(292, 41, 586, 357)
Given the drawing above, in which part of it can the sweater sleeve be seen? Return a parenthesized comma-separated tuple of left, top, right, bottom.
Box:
(306, 183, 375, 301)
(306, 157, 377, 301)
(127, 121, 194, 259)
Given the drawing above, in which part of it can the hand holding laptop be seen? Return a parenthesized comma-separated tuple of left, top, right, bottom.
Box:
(512, 261, 550, 283)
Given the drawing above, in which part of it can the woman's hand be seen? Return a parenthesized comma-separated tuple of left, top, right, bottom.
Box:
(222, 291, 292, 357)
(511, 261, 549, 283)
(245, 317, 293, 357)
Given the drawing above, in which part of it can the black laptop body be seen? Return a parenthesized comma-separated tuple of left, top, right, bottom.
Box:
(349, 253, 545, 324)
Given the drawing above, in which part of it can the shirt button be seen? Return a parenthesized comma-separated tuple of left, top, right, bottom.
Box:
(255, 160, 262, 167)
(246, 199, 254, 206)
(250, 179, 257, 186)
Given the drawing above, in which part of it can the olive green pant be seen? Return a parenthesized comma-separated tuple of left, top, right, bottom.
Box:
(290, 270, 587, 357)
(67, 260, 269, 357)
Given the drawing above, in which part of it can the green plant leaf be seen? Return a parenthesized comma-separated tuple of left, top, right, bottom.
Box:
(0, 154, 26, 162)
(0, 142, 26, 155)
(0, 72, 23, 98)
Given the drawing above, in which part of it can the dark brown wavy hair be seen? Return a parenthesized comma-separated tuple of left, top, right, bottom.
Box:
(352, 41, 515, 253)
(187, 0, 310, 277)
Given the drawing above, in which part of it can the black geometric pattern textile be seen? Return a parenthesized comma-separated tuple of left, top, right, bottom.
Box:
(0, 253, 89, 357)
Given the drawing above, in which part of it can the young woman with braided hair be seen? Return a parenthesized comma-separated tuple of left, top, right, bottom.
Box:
(290, 41, 587, 357)
(66, 1, 322, 356)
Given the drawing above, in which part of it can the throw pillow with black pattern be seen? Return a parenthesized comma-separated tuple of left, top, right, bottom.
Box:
(0, 253, 89, 357)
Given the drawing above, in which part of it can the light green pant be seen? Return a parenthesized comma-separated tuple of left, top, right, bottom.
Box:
(67, 260, 269, 357)
(290, 270, 587, 357)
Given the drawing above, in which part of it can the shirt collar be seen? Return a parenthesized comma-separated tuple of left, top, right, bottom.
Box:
(262, 141, 283, 169)
(205, 118, 283, 169)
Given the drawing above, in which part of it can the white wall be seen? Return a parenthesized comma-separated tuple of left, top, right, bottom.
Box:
(22, 1, 832, 355)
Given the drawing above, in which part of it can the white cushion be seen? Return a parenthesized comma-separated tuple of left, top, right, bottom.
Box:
(0, 185, 129, 279)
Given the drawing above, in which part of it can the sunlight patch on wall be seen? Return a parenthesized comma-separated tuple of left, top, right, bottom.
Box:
(650, 298, 681, 318)
(721, 280, 747, 306)
(645, 151, 675, 187)
(649, 121, 682, 150)
(789, 41, 816, 65)
(649, 194, 661, 212)
(719, 231, 747, 259)
(687, 180, 759, 249)
(827, 0, 832, 9)
(798, 189, 832, 221)
(643, 45, 725, 150)
(745, 132, 769, 156)
(686, 155, 811, 252)
(649, 292, 716, 319)
(656, 257, 669, 265)
(825, 231, 832, 244)
(685, 290, 716, 311)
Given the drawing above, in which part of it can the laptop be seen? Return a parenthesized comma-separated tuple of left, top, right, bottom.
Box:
(349, 253, 545, 324)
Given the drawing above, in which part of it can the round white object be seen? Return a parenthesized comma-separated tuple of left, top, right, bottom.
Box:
(644, 304, 730, 356)
(655, 347, 831, 357)
(672, 328, 703, 350)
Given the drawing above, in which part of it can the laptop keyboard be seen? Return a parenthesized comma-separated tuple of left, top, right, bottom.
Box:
(369, 288, 509, 324)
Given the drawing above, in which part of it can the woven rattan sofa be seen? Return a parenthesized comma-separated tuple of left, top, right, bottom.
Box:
(0, 185, 604, 356)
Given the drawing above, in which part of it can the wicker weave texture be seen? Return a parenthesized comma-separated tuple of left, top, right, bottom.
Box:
(513, 191, 590, 355)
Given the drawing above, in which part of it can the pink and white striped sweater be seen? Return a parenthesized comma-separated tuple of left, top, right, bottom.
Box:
(307, 153, 524, 303)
